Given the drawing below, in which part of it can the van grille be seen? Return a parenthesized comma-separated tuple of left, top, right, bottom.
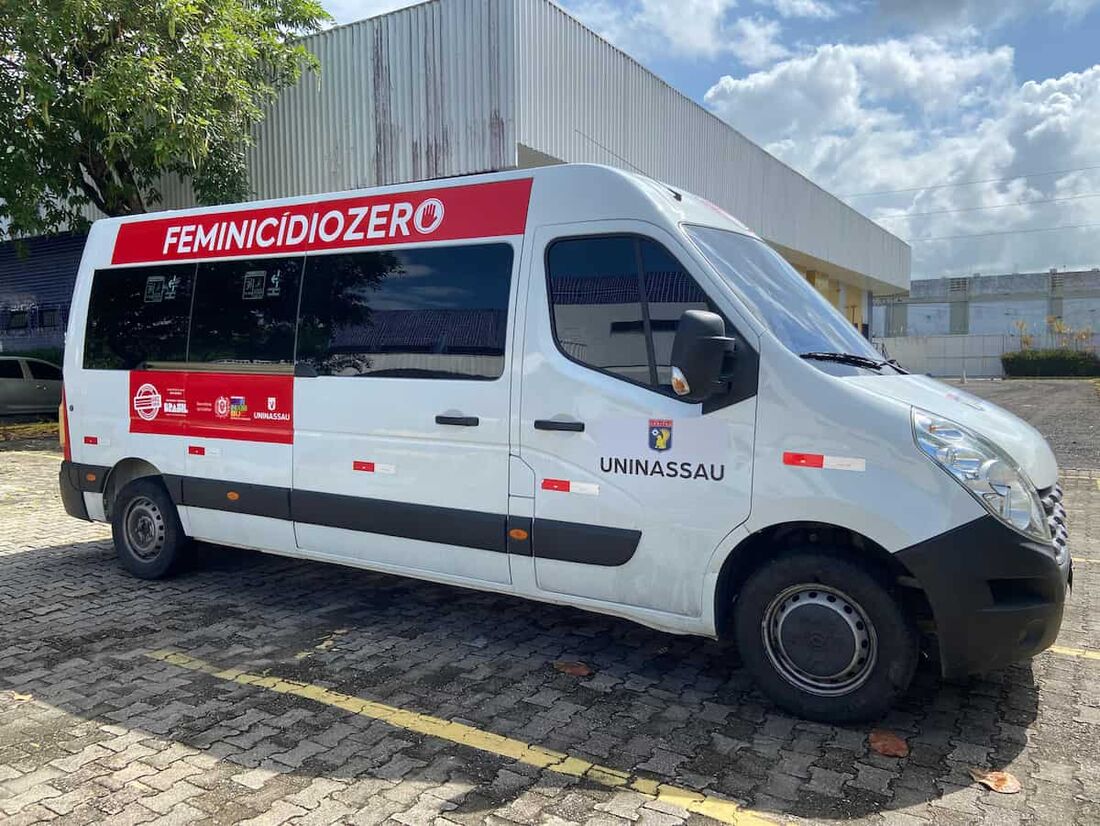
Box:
(1038, 483, 1068, 562)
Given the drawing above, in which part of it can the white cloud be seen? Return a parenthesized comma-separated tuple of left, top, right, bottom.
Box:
(727, 17, 791, 67)
(759, 0, 838, 19)
(876, 0, 1100, 29)
(563, 0, 742, 60)
(705, 38, 1100, 277)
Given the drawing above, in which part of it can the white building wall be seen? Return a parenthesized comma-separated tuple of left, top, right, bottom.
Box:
(968, 299, 1049, 335)
(906, 303, 950, 336)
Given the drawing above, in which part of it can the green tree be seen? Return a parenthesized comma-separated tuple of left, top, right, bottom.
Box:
(0, 0, 329, 237)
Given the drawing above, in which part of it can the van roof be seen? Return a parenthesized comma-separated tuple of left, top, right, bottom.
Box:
(93, 163, 755, 240)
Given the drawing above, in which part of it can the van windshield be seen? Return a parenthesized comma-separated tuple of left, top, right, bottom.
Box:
(685, 225, 887, 367)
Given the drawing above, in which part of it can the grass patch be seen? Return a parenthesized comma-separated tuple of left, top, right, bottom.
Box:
(0, 421, 59, 442)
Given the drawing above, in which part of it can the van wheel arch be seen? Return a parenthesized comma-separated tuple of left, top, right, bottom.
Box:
(103, 458, 166, 519)
(714, 522, 931, 642)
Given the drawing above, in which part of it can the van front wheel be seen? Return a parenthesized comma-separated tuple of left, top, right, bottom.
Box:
(111, 478, 190, 579)
(733, 551, 917, 723)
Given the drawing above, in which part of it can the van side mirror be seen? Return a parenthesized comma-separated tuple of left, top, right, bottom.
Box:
(669, 310, 736, 403)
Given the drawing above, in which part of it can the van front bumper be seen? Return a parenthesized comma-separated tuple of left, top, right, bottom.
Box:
(896, 515, 1071, 680)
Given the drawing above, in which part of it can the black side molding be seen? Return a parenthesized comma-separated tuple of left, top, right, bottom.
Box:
(292, 489, 507, 553)
(91, 467, 643, 568)
(532, 517, 641, 566)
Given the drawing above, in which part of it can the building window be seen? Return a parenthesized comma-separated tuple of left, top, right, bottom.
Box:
(6, 310, 28, 331)
(84, 265, 195, 370)
(297, 244, 513, 380)
(546, 235, 722, 396)
(188, 258, 303, 369)
(40, 309, 61, 328)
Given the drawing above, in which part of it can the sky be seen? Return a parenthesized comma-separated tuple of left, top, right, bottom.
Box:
(324, 0, 1100, 280)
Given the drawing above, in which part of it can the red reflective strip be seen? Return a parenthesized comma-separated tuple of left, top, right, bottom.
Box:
(783, 452, 824, 468)
(541, 478, 571, 492)
(353, 461, 375, 472)
(83, 436, 98, 445)
(61, 387, 71, 462)
(188, 445, 205, 456)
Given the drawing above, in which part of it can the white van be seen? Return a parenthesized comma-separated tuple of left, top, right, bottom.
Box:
(59, 165, 1070, 722)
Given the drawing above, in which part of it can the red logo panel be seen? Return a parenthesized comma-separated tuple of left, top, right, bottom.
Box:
(112, 178, 534, 265)
(129, 371, 294, 444)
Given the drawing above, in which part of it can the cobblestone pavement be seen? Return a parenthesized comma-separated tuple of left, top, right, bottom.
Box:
(2, 382, 1099, 826)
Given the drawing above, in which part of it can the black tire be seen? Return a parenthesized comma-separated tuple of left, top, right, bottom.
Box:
(111, 477, 190, 579)
(733, 549, 917, 723)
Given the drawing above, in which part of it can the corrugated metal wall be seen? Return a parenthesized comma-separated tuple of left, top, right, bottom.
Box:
(154, 0, 516, 210)
(512, 0, 909, 291)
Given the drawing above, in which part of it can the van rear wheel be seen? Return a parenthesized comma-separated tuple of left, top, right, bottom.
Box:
(733, 550, 917, 723)
(111, 478, 189, 579)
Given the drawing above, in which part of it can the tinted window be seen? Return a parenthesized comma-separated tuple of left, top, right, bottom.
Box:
(546, 237, 651, 385)
(547, 236, 723, 394)
(0, 360, 22, 379)
(188, 257, 303, 368)
(297, 244, 513, 379)
(84, 264, 195, 370)
(27, 361, 61, 381)
(640, 240, 719, 391)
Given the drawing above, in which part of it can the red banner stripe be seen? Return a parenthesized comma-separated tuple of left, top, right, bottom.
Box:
(111, 178, 533, 265)
(783, 452, 825, 468)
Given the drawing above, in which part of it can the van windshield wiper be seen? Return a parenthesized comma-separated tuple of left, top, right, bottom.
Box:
(799, 351, 892, 371)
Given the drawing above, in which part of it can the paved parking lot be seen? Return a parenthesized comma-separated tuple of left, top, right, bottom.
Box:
(2, 380, 1099, 825)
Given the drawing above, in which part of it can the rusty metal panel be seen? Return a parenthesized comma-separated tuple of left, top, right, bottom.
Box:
(512, 0, 909, 291)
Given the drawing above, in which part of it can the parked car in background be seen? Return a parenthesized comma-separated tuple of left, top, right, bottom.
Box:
(0, 356, 63, 415)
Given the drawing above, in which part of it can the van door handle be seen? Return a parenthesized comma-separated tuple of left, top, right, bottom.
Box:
(436, 414, 479, 427)
(534, 419, 585, 432)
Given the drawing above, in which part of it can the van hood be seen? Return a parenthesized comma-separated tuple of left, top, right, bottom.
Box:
(843, 375, 1059, 489)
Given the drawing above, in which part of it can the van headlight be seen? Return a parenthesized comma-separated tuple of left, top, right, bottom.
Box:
(912, 409, 1050, 543)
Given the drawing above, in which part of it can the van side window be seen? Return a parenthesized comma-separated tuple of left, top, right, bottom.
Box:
(640, 239, 718, 391)
(297, 244, 513, 380)
(84, 264, 195, 370)
(545, 237, 652, 385)
(188, 257, 303, 368)
(547, 236, 724, 395)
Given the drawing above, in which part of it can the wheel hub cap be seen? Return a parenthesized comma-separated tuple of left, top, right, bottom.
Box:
(125, 497, 166, 561)
(762, 584, 877, 697)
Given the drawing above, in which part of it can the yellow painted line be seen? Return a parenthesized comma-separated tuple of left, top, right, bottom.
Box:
(1049, 645, 1100, 661)
(147, 650, 774, 825)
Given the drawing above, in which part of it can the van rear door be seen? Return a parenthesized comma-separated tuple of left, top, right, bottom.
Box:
(290, 242, 519, 585)
(518, 224, 757, 618)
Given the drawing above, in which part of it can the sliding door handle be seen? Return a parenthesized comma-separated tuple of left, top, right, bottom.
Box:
(436, 414, 480, 427)
(534, 419, 585, 432)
